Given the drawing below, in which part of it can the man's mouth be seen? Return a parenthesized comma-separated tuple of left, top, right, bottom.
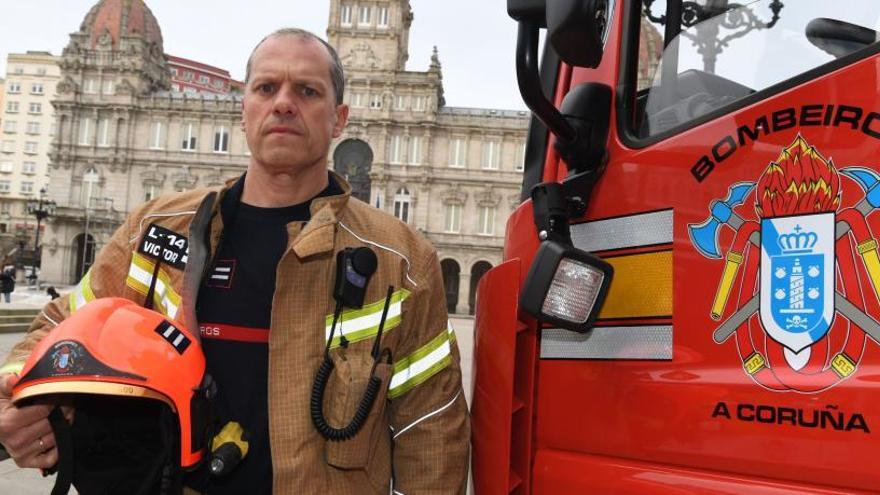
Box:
(266, 126, 301, 135)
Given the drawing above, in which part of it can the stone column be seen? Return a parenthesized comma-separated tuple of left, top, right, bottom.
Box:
(456, 270, 471, 316)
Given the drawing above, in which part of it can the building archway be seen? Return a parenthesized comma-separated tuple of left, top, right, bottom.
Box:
(333, 138, 373, 202)
(469, 261, 493, 315)
(71, 233, 95, 283)
(441, 258, 460, 314)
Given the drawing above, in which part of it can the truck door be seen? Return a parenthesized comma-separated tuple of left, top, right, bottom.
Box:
(478, 0, 880, 493)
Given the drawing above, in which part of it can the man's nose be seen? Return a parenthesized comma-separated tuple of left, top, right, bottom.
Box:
(272, 89, 299, 115)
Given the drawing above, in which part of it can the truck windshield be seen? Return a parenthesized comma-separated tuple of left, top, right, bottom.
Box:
(634, 0, 880, 138)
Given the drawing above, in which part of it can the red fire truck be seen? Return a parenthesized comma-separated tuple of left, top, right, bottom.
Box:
(471, 0, 880, 492)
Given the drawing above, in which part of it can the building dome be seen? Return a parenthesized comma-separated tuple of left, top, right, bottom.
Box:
(79, 0, 163, 51)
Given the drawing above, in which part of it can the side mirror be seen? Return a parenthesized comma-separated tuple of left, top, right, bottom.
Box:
(508, 0, 613, 68)
(547, 0, 612, 68)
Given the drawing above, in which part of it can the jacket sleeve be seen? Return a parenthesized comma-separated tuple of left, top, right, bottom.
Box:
(0, 209, 138, 376)
(387, 249, 470, 494)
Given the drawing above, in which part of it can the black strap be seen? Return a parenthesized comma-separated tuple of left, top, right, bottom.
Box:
(49, 407, 74, 495)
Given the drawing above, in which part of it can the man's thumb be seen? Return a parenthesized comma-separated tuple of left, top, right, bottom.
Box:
(0, 373, 19, 397)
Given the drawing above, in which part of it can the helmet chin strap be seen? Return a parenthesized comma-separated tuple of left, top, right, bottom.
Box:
(48, 407, 73, 495)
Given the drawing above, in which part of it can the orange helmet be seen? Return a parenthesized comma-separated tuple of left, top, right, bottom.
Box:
(12, 297, 211, 470)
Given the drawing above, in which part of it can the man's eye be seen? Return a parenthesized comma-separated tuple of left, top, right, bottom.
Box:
(301, 86, 318, 97)
(257, 83, 274, 94)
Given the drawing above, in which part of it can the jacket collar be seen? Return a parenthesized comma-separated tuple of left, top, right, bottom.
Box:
(214, 170, 353, 260)
(292, 170, 352, 258)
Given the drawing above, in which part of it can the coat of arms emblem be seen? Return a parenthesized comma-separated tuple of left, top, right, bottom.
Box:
(690, 135, 880, 392)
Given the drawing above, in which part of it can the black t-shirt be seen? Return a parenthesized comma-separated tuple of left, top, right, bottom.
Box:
(187, 174, 341, 494)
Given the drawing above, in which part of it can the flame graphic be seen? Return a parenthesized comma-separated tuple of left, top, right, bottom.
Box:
(755, 135, 840, 218)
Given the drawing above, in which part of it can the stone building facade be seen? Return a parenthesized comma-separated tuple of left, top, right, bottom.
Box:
(0, 52, 61, 267)
(42, 0, 528, 314)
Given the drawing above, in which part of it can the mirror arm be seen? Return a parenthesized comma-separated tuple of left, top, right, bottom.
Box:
(516, 19, 577, 144)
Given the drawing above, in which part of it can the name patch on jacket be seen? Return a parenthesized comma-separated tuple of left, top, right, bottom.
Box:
(138, 223, 188, 269)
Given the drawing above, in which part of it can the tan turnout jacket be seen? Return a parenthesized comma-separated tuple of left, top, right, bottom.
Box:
(1, 172, 470, 494)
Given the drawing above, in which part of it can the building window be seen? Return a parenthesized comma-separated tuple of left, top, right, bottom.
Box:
(351, 93, 364, 107)
(170, 68, 178, 77)
(6, 102, 19, 113)
(393, 187, 411, 222)
(341, 4, 353, 25)
(378, 7, 390, 28)
(412, 96, 426, 112)
(359, 5, 371, 25)
(37, 67, 47, 76)
(0, 202, 9, 213)
(1, 141, 13, 153)
(82, 167, 100, 207)
(183, 71, 194, 82)
(482, 140, 501, 169)
(3, 121, 16, 134)
(181, 123, 197, 151)
(24, 142, 38, 154)
(0, 162, 12, 173)
(97, 118, 110, 147)
(26, 122, 40, 135)
(370, 94, 382, 109)
(0, 181, 10, 193)
(213, 126, 229, 153)
(445, 204, 462, 233)
(12, 67, 22, 75)
(449, 138, 466, 167)
(20, 181, 34, 195)
(149, 121, 165, 149)
(388, 135, 402, 164)
(144, 184, 156, 202)
(409, 136, 422, 165)
(28, 102, 41, 114)
(103, 79, 115, 95)
(22, 161, 36, 175)
(7, 82, 20, 94)
(394, 95, 407, 110)
(213, 79, 224, 89)
(516, 142, 526, 171)
(30, 83, 44, 95)
(478, 206, 496, 235)
(199, 75, 210, 85)
(83, 78, 97, 94)
(79, 118, 92, 145)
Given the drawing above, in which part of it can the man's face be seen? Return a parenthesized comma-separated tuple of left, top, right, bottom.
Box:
(242, 35, 348, 174)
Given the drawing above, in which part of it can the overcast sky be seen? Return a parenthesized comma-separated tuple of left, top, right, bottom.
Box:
(0, 0, 528, 111)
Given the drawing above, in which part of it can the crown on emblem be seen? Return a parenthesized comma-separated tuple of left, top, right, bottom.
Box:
(777, 225, 818, 253)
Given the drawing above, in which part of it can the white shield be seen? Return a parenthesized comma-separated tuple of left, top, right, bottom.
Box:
(760, 213, 835, 353)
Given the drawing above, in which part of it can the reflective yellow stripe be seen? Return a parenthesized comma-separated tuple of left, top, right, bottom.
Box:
(69, 269, 96, 313)
(388, 326, 452, 399)
(125, 253, 182, 319)
(599, 251, 672, 319)
(0, 361, 24, 375)
(325, 289, 410, 349)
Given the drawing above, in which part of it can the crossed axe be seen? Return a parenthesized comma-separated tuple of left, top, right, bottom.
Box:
(688, 167, 880, 345)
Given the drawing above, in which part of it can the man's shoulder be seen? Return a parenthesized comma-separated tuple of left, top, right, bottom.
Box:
(340, 198, 437, 259)
(129, 185, 225, 220)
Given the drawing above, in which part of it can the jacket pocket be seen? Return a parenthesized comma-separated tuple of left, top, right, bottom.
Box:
(324, 351, 392, 488)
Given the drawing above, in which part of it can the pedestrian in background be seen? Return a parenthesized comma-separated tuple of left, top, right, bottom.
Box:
(0, 270, 14, 303)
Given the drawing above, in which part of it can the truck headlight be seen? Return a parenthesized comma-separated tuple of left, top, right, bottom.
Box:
(519, 241, 613, 332)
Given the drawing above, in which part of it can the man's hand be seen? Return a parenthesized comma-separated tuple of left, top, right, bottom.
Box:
(0, 373, 63, 469)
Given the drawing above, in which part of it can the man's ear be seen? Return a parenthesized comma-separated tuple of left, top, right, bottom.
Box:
(332, 104, 350, 138)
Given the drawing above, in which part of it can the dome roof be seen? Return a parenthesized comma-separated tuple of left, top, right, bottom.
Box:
(79, 0, 163, 50)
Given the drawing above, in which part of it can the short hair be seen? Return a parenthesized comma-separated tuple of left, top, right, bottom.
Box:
(245, 28, 345, 105)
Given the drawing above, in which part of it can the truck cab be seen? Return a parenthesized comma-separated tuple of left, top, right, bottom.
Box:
(472, 1, 880, 492)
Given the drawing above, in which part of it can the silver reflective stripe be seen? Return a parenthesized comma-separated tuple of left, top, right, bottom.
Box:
(571, 209, 673, 252)
(541, 326, 673, 360)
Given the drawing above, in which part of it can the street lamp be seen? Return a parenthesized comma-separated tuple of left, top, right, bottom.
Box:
(26, 186, 56, 267)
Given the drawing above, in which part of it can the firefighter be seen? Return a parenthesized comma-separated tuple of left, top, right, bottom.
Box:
(0, 28, 469, 494)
